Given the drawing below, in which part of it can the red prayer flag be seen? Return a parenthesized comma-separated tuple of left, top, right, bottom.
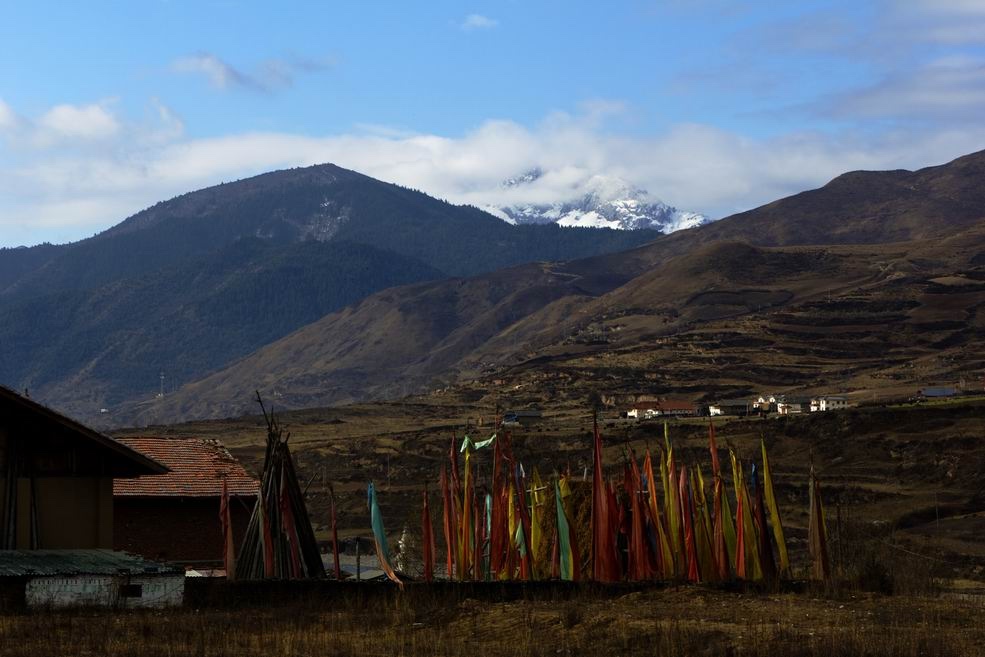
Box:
(440, 466, 455, 578)
(679, 466, 700, 583)
(712, 478, 729, 581)
(709, 422, 721, 478)
(627, 455, 652, 581)
(591, 414, 620, 581)
(735, 478, 747, 580)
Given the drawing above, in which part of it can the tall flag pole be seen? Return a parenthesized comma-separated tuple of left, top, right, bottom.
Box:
(329, 484, 341, 580)
(220, 477, 236, 580)
(751, 465, 777, 580)
(761, 439, 789, 574)
(679, 466, 700, 582)
(665, 431, 684, 577)
(555, 478, 576, 581)
(627, 454, 652, 581)
(693, 466, 716, 581)
(490, 432, 507, 577)
(440, 466, 455, 578)
(512, 461, 534, 580)
(422, 485, 435, 583)
(808, 460, 830, 581)
(449, 434, 461, 578)
(529, 469, 546, 578)
(708, 422, 729, 580)
(368, 482, 403, 588)
(643, 450, 674, 578)
(591, 411, 619, 581)
(459, 446, 473, 580)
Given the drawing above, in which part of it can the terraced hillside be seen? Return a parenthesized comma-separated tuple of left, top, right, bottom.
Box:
(464, 227, 985, 408)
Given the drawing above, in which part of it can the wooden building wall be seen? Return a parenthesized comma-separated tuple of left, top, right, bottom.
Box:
(1, 427, 115, 549)
(0, 477, 114, 550)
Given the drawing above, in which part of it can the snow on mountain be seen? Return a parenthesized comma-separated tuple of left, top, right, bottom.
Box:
(489, 169, 708, 233)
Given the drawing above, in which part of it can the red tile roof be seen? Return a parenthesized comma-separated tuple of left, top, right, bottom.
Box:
(630, 400, 697, 412)
(113, 437, 259, 498)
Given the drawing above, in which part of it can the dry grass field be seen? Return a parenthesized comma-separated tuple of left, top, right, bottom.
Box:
(2, 583, 984, 657)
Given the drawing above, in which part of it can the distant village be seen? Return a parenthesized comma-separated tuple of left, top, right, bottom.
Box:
(617, 394, 851, 420)
(612, 385, 966, 422)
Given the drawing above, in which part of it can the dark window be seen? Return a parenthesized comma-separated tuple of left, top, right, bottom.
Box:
(119, 584, 143, 598)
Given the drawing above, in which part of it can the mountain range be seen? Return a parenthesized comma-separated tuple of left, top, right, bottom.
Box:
(117, 150, 985, 425)
(0, 164, 663, 418)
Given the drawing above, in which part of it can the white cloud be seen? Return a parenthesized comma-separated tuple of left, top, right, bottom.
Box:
(36, 102, 120, 142)
(461, 14, 498, 30)
(171, 52, 335, 92)
(172, 53, 249, 90)
(3, 98, 985, 247)
(0, 98, 18, 131)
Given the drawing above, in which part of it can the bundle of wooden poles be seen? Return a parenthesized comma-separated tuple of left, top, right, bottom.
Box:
(408, 415, 830, 583)
(235, 393, 324, 580)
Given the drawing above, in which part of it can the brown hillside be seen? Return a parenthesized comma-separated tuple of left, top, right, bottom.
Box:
(118, 151, 985, 424)
(697, 149, 985, 246)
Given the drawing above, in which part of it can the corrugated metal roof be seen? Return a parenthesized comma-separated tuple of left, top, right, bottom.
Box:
(0, 550, 183, 577)
(113, 437, 259, 498)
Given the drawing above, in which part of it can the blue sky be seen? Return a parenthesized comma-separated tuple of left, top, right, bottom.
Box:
(2, 0, 985, 247)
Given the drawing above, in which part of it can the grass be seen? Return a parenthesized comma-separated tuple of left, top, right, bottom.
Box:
(1, 584, 983, 657)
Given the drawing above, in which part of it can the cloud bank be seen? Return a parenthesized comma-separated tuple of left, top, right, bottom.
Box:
(3, 96, 985, 248)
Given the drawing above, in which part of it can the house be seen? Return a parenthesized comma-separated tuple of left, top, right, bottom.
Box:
(654, 400, 698, 417)
(708, 399, 752, 417)
(1, 385, 167, 550)
(810, 396, 849, 412)
(502, 409, 543, 427)
(0, 385, 181, 608)
(0, 549, 183, 609)
(776, 397, 810, 415)
(753, 395, 778, 413)
(627, 401, 698, 419)
(626, 407, 662, 420)
(113, 437, 259, 566)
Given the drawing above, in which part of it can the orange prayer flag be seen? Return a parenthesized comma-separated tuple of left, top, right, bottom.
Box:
(591, 413, 620, 581)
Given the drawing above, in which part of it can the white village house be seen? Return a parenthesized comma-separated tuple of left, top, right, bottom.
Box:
(810, 396, 849, 412)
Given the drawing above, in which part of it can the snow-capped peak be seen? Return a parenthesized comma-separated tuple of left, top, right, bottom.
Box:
(488, 171, 708, 233)
(502, 168, 544, 189)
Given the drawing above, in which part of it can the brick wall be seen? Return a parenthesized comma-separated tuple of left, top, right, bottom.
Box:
(114, 496, 254, 565)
